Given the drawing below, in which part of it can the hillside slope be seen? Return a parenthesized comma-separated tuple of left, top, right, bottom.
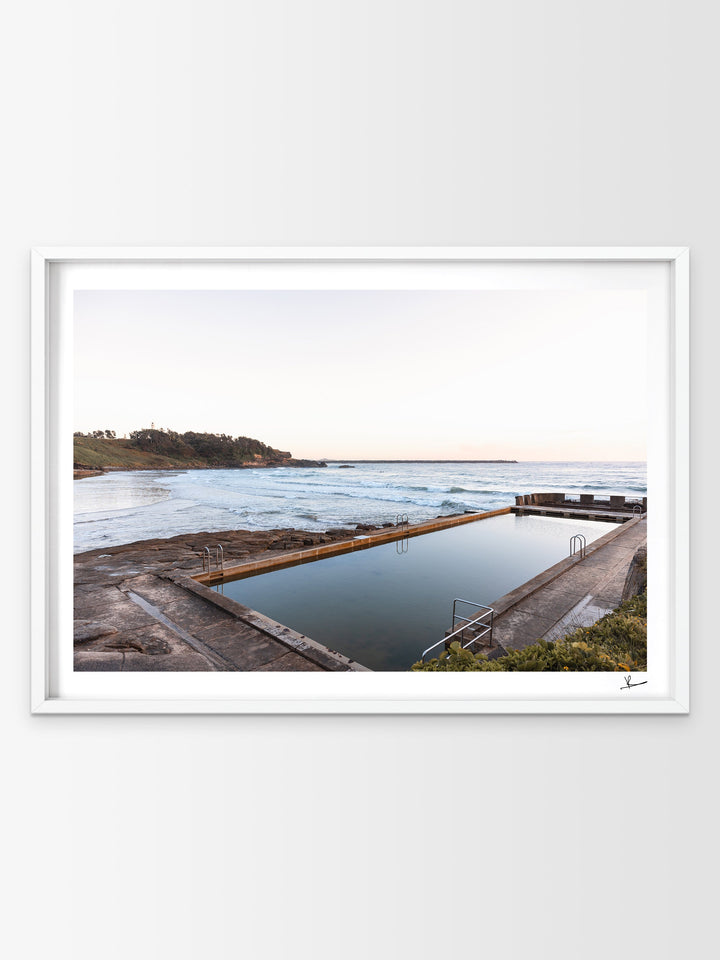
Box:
(73, 429, 325, 471)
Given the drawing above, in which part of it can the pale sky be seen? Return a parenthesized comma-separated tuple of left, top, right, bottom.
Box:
(74, 289, 647, 461)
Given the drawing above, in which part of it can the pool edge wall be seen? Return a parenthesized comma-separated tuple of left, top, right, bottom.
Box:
(194, 506, 514, 586)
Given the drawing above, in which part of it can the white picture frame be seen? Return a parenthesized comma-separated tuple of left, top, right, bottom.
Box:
(31, 247, 689, 714)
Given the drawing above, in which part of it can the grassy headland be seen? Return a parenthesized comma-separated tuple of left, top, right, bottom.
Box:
(74, 428, 326, 473)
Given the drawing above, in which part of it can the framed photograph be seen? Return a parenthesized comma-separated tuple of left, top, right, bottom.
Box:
(31, 247, 689, 713)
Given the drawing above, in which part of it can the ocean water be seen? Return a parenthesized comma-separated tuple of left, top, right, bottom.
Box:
(73, 460, 646, 553)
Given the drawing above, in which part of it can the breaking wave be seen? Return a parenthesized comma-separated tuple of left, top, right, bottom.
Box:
(74, 460, 647, 552)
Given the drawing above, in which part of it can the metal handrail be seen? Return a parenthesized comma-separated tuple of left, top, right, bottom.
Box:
(631, 504, 643, 517)
(453, 597, 490, 615)
(569, 534, 587, 559)
(421, 599, 494, 661)
(446, 614, 493, 647)
(202, 544, 224, 574)
(394, 515, 409, 553)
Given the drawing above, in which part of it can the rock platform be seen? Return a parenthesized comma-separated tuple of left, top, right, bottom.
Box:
(74, 527, 370, 672)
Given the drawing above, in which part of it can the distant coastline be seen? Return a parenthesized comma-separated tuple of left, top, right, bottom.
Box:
(74, 458, 520, 479)
(74, 428, 521, 479)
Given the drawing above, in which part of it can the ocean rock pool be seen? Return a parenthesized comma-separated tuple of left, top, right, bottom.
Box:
(216, 514, 618, 671)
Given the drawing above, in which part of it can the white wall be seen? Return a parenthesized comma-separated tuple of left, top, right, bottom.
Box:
(3, 2, 717, 958)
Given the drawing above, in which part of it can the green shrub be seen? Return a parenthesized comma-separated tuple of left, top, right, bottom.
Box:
(411, 592, 647, 672)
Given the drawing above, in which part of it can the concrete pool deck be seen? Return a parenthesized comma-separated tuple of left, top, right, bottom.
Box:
(511, 504, 637, 523)
(489, 516, 647, 652)
(75, 574, 359, 671)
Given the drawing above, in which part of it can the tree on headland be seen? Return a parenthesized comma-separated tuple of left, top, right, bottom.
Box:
(128, 428, 289, 466)
(74, 429, 116, 439)
(74, 426, 325, 470)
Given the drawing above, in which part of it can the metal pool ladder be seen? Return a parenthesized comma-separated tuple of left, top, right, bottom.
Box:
(421, 598, 494, 662)
(395, 514, 409, 554)
(202, 544, 225, 574)
(569, 534, 587, 559)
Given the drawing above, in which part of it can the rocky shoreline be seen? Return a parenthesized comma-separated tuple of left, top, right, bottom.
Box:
(75, 520, 401, 578)
(74, 459, 327, 478)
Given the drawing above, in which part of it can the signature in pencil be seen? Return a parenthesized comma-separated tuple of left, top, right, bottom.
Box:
(621, 675, 648, 690)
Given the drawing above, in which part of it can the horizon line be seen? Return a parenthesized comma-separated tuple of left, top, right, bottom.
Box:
(318, 458, 647, 464)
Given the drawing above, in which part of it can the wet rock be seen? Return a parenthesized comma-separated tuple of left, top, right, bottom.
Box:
(622, 546, 648, 600)
(102, 635, 172, 655)
(74, 621, 119, 644)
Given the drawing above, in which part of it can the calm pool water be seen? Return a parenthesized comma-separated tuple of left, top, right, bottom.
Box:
(219, 514, 618, 671)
